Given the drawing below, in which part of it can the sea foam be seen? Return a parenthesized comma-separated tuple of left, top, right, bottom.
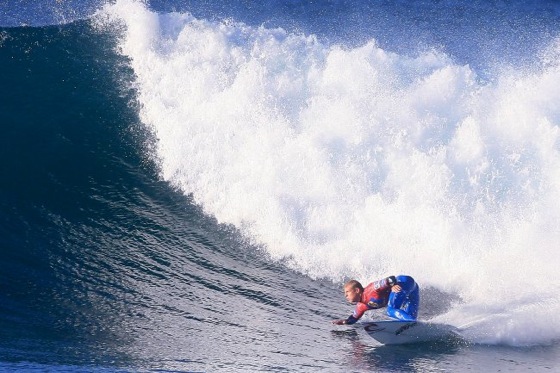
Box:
(99, 0, 560, 346)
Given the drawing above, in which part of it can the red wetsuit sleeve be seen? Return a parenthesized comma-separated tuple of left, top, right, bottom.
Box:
(371, 276, 395, 292)
(345, 302, 369, 324)
(353, 302, 369, 319)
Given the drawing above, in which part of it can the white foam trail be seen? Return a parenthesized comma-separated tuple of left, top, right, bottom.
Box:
(98, 0, 560, 346)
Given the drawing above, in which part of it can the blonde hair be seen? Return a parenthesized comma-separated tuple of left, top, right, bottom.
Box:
(344, 279, 364, 291)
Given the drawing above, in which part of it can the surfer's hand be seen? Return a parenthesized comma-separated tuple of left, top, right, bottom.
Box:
(391, 285, 402, 292)
(332, 319, 346, 325)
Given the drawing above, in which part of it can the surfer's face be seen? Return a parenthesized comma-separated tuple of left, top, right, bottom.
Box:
(343, 285, 362, 303)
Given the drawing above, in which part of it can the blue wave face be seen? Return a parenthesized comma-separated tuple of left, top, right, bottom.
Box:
(0, 21, 140, 365)
(0, 20, 348, 370)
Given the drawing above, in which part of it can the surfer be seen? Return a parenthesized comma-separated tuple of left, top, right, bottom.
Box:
(332, 275, 419, 325)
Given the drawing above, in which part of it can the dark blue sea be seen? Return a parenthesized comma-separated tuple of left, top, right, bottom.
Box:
(1, 1, 560, 371)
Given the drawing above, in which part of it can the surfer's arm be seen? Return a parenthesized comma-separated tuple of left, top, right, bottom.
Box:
(373, 276, 397, 291)
(332, 302, 368, 325)
(332, 315, 359, 325)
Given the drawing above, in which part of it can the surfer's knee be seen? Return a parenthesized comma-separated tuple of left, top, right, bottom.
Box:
(386, 307, 416, 321)
(395, 275, 416, 293)
(402, 301, 419, 319)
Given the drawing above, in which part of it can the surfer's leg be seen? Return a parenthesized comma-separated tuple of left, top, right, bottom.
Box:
(388, 287, 406, 309)
(386, 276, 418, 321)
(401, 285, 420, 319)
(387, 290, 413, 320)
(386, 306, 416, 321)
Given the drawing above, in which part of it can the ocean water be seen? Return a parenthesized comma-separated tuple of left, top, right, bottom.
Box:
(1, 0, 559, 371)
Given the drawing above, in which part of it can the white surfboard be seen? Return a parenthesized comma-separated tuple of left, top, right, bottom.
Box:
(356, 320, 460, 345)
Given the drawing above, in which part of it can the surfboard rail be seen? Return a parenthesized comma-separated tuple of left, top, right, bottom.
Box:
(356, 320, 460, 345)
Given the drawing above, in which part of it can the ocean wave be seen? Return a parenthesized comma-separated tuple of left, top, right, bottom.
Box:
(98, 0, 560, 346)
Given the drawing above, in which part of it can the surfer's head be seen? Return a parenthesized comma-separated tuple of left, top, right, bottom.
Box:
(343, 280, 363, 303)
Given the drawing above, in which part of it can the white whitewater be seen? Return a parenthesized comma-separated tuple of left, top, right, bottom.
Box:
(99, 0, 560, 346)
